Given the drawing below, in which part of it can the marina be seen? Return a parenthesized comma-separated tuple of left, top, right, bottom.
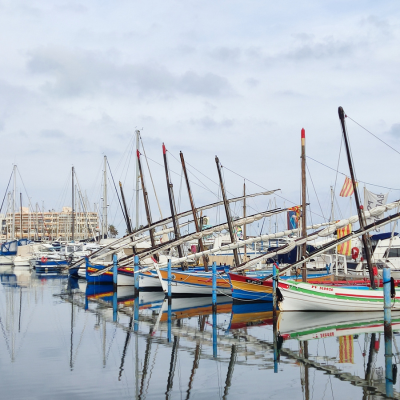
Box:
(1, 2, 399, 398)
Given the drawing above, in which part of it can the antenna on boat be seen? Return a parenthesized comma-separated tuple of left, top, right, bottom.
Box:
(338, 106, 376, 289)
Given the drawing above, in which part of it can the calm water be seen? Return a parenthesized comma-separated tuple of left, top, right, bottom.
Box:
(0, 266, 398, 399)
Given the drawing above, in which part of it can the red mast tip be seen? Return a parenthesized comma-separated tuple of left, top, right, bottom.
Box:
(301, 128, 305, 138)
(162, 143, 166, 154)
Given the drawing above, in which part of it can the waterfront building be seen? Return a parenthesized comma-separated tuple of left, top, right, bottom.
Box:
(0, 207, 99, 241)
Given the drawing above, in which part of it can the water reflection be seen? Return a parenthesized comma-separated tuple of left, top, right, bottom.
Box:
(0, 269, 399, 399)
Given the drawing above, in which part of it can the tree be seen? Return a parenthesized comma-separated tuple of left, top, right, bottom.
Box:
(109, 224, 118, 238)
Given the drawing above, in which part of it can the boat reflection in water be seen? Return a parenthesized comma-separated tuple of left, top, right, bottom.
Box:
(1, 267, 398, 399)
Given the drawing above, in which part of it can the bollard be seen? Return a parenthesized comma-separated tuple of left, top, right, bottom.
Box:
(134, 255, 139, 293)
(112, 290, 117, 322)
(168, 259, 172, 299)
(383, 266, 394, 397)
(113, 254, 118, 288)
(212, 261, 217, 307)
(212, 309, 217, 358)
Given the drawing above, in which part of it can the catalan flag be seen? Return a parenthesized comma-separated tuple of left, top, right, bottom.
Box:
(337, 224, 352, 255)
(339, 177, 358, 197)
(339, 335, 354, 364)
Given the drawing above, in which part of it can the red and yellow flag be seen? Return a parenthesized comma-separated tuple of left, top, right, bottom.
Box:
(339, 335, 354, 363)
(339, 177, 358, 197)
(337, 224, 352, 255)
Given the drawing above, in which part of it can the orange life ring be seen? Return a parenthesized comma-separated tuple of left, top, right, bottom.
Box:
(41, 257, 48, 264)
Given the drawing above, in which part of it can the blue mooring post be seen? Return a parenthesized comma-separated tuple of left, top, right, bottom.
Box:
(212, 309, 217, 358)
(383, 266, 394, 397)
(212, 261, 217, 307)
(134, 255, 139, 293)
(167, 259, 172, 299)
(273, 262, 279, 373)
(273, 263, 277, 315)
(113, 254, 118, 288)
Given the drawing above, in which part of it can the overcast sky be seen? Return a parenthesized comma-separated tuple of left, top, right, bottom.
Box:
(1, 1, 399, 235)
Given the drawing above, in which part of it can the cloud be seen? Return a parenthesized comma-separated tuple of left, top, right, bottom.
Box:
(190, 116, 235, 130)
(387, 124, 400, 136)
(27, 47, 233, 99)
(40, 129, 66, 138)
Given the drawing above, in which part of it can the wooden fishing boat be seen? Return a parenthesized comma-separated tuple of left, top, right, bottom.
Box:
(228, 272, 334, 302)
(157, 269, 232, 295)
(278, 279, 400, 311)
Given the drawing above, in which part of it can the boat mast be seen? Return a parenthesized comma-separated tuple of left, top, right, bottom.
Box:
(162, 143, 184, 259)
(119, 181, 133, 234)
(180, 151, 209, 270)
(243, 182, 247, 261)
(301, 128, 307, 283)
(19, 193, 23, 239)
(215, 156, 240, 268)
(12, 165, 16, 240)
(72, 166, 75, 242)
(338, 106, 376, 289)
(135, 130, 140, 231)
(102, 156, 108, 240)
(137, 150, 156, 248)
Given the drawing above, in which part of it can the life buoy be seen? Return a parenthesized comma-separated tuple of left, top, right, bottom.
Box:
(351, 247, 359, 260)
(41, 256, 48, 264)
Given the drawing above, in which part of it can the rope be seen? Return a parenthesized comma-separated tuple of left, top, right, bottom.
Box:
(140, 135, 164, 220)
(0, 169, 13, 214)
(347, 115, 400, 157)
(306, 162, 326, 222)
(307, 156, 400, 191)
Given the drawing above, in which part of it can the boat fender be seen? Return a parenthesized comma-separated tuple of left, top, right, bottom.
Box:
(276, 287, 284, 302)
(351, 247, 359, 260)
(393, 364, 398, 385)
(391, 277, 396, 299)
(277, 333, 284, 351)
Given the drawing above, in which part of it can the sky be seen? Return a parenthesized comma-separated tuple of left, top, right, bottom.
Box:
(1, 0, 400, 236)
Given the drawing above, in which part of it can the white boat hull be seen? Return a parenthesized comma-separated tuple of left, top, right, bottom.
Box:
(279, 280, 400, 312)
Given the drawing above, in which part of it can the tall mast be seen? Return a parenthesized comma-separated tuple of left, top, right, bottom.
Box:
(71, 166, 75, 242)
(135, 130, 140, 231)
(19, 193, 23, 239)
(137, 150, 156, 248)
(243, 182, 247, 260)
(12, 165, 16, 240)
(180, 151, 209, 270)
(102, 156, 108, 239)
(338, 106, 376, 289)
(301, 128, 307, 283)
(215, 156, 240, 268)
(119, 181, 133, 234)
(330, 186, 334, 222)
(162, 143, 183, 259)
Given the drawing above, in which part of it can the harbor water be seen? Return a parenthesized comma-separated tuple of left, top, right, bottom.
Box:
(0, 266, 398, 399)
